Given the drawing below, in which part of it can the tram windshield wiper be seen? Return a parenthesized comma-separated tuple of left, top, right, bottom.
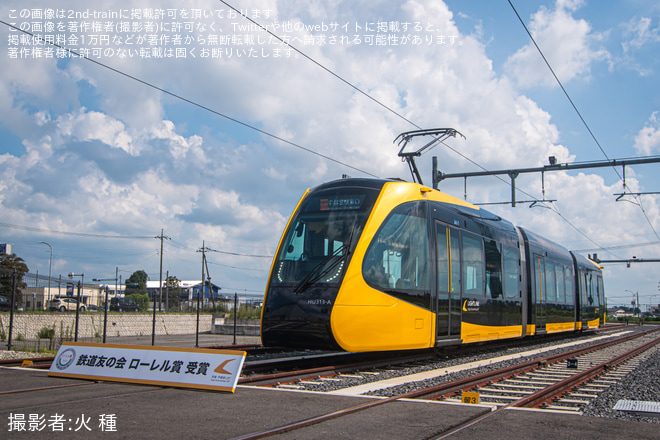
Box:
(293, 226, 356, 294)
(293, 247, 345, 294)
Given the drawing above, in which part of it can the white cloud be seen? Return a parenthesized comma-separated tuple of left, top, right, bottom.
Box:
(0, 0, 657, 296)
(22, 136, 54, 165)
(504, 0, 609, 88)
(0, 57, 77, 142)
(634, 112, 660, 155)
(622, 16, 660, 53)
(56, 109, 134, 154)
(149, 120, 205, 162)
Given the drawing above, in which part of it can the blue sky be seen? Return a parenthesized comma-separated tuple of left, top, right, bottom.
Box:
(1, 0, 659, 309)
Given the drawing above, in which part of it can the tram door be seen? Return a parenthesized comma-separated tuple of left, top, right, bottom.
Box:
(533, 254, 547, 328)
(436, 223, 461, 338)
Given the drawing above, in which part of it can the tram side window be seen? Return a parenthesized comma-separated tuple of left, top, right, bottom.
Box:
(545, 260, 557, 302)
(363, 202, 430, 308)
(555, 264, 565, 304)
(585, 273, 593, 306)
(593, 273, 600, 308)
(462, 233, 484, 297)
(502, 247, 520, 299)
(484, 239, 502, 299)
(437, 228, 449, 293)
(564, 266, 574, 306)
(534, 256, 544, 302)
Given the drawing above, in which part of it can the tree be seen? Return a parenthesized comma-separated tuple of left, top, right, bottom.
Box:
(125, 270, 148, 294)
(0, 253, 29, 307)
(127, 293, 149, 312)
(165, 275, 182, 311)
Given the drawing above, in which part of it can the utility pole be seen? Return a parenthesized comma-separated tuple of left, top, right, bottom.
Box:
(194, 242, 222, 347)
(40, 242, 52, 305)
(165, 270, 169, 311)
(155, 229, 171, 312)
(153, 229, 170, 346)
(92, 267, 118, 343)
(204, 252, 216, 310)
(196, 241, 210, 348)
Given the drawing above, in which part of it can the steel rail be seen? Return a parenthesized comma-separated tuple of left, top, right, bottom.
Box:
(230, 327, 660, 440)
(240, 349, 441, 385)
(0, 382, 96, 396)
(514, 334, 660, 409)
(417, 327, 660, 401)
(431, 330, 660, 439)
(0, 356, 54, 368)
(241, 327, 626, 386)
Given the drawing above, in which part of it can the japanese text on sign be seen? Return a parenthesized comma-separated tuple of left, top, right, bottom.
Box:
(5, 7, 462, 60)
(49, 342, 246, 392)
(7, 413, 117, 432)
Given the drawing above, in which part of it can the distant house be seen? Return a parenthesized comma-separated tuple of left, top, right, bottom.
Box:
(145, 280, 223, 310)
(25, 283, 123, 311)
(608, 308, 632, 318)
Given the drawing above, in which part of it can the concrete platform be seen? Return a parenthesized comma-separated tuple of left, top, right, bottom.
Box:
(1, 367, 658, 439)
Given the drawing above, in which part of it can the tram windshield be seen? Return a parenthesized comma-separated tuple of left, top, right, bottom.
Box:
(271, 187, 379, 289)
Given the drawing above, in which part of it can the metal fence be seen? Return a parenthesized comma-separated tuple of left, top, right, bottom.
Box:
(1, 269, 263, 352)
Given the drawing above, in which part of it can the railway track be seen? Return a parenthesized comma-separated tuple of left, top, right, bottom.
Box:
(240, 325, 630, 391)
(428, 328, 660, 439)
(0, 356, 54, 369)
(423, 328, 660, 409)
(0, 325, 632, 384)
(1, 326, 657, 439)
(229, 327, 660, 440)
(445, 340, 656, 412)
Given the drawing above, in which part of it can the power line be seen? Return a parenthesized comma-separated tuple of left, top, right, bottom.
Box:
(209, 250, 272, 258)
(204, 247, 272, 259)
(636, 196, 660, 241)
(0, 20, 592, 262)
(218, 0, 421, 131)
(0, 8, 642, 263)
(506, 1, 659, 244)
(546, 204, 605, 251)
(206, 260, 270, 272)
(233, 0, 630, 256)
(506, 1, 617, 172)
(0, 221, 154, 239)
(573, 240, 660, 253)
(0, 19, 378, 179)
(218, 2, 552, 206)
(220, 1, 508, 182)
(166, 239, 272, 259)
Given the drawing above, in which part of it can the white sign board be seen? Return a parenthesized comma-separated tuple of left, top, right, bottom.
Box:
(48, 342, 246, 393)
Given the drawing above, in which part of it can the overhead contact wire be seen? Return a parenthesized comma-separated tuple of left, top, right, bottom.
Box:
(0, 20, 378, 179)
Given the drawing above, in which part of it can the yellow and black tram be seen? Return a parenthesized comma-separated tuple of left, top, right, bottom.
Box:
(261, 178, 605, 352)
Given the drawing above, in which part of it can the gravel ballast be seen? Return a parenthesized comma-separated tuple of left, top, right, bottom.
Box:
(294, 326, 660, 423)
(581, 345, 660, 423)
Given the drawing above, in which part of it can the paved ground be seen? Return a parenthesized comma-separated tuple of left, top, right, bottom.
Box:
(1, 366, 658, 439)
